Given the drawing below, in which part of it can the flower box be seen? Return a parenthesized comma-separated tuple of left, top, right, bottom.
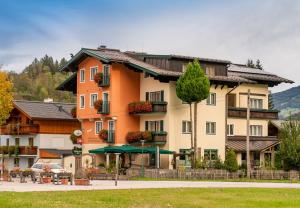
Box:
(74, 178, 90, 186)
(60, 178, 69, 185)
(42, 177, 52, 184)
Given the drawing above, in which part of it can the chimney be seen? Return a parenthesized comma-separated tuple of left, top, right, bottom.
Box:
(98, 45, 107, 50)
(58, 106, 63, 112)
(44, 98, 53, 103)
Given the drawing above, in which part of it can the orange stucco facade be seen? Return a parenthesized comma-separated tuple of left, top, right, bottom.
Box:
(76, 57, 140, 145)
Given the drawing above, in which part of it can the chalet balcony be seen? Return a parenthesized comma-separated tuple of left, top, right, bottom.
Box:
(0, 146, 38, 156)
(98, 101, 110, 115)
(98, 74, 110, 87)
(128, 101, 168, 115)
(0, 124, 39, 135)
(126, 131, 167, 144)
(227, 107, 278, 120)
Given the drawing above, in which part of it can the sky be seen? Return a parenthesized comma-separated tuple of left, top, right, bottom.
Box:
(0, 0, 299, 92)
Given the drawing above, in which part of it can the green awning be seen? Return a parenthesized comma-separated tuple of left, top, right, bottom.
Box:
(89, 145, 174, 155)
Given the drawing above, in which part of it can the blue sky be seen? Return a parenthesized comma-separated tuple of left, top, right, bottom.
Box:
(0, 0, 299, 92)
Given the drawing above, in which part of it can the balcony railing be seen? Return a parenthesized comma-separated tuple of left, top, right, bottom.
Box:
(0, 146, 38, 156)
(227, 107, 278, 119)
(128, 101, 168, 115)
(107, 130, 115, 143)
(99, 74, 110, 87)
(98, 101, 110, 115)
(0, 124, 39, 135)
(126, 131, 167, 144)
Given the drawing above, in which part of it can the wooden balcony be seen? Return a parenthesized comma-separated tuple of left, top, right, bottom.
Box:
(128, 101, 167, 115)
(126, 131, 167, 144)
(0, 124, 39, 135)
(151, 131, 167, 143)
(19, 146, 38, 155)
(227, 107, 278, 119)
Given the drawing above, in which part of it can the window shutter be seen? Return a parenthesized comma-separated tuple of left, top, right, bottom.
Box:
(146, 92, 149, 101)
(182, 121, 186, 133)
(160, 90, 164, 102)
(145, 121, 148, 131)
(160, 120, 164, 131)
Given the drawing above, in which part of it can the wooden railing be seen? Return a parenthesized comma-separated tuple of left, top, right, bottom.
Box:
(228, 107, 278, 119)
(0, 124, 39, 135)
(19, 146, 38, 155)
(0, 146, 38, 155)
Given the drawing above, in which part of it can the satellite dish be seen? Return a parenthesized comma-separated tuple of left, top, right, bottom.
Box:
(73, 130, 82, 137)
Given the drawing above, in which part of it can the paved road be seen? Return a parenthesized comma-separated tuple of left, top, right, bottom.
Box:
(1, 180, 300, 192)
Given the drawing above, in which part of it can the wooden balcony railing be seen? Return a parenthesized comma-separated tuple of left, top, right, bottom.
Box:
(128, 101, 167, 115)
(126, 131, 167, 144)
(19, 146, 38, 155)
(0, 124, 39, 135)
(228, 107, 278, 119)
(0, 146, 38, 156)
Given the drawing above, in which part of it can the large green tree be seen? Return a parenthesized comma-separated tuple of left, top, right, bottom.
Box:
(279, 119, 300, 170)
(176, 59, 210, 167)
(0, 70, 14, 125)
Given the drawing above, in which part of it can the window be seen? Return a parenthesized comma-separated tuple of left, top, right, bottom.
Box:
(206, 93, 216, 105)
(6, 138, 9, 146)
(146, 91, 164, 102)
(80, 69, 85, 83)
(145, 120, 164, 132)
(95, 121, 103, 134)
(182, 121, 192, 134)
(204, 149, 218, 161)
(29, 137, 34, 146)
(28, 158, 34, 168)
(80, 95, 85, 109)
(206, 122, 216, 135)
(250, 125, 262, 136)
(15, 138, 20, 146)
(90, 66, 98, 81)
(205, 66, 215, 76)
(14, 158, 19, 167)
(103, 65, 110, 75)
(90, 93, 98, 107)
(227, 124, 234, 136)
(227, 93, 236, 107)
(250, 98, 263, 109)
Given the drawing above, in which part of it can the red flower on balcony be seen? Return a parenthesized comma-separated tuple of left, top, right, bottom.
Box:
(126, 131, 152, 143)
(128, 101, 153, 114)
(94, 72, 103, 84)
(94, 100, 103, 111)
(99, 129, 108, 141)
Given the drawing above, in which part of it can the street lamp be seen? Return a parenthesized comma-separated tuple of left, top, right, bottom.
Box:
(115, 153, 121, 186)
(140, 139, 145, 177)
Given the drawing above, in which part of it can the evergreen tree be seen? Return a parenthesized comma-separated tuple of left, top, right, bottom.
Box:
(256, 59, 263, 70)
(246, 59, 255, 68)
(224, 149, 238, 172)
(176, 59, 210, 167)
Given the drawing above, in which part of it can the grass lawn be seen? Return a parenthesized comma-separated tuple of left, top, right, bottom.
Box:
(1, 188, 300, 208)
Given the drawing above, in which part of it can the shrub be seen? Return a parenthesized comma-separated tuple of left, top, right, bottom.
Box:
(214, 156, 224, 169)
(99, 129, 108, 140)
(128, 101, 152, 114)
(126, 131, 152, 143)
(94, 100, 103, 111)
(94, 72, 103, 84)
(224, 149, 238, 172)
(71, 107, 76, 118)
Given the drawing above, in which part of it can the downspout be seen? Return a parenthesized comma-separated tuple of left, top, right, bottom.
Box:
(225, 82, 241, 152)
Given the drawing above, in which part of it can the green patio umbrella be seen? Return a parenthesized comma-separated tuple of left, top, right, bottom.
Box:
(142, 147, 174, 154)
(89, 145, 144, 154)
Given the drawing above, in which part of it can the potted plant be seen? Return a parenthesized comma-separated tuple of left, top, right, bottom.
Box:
(41, 165, 52, 183)
(94, 99, 103, 111)
(99, 129, 108, 141)
(128, 101, 153, 114)
(71, 107, 77, 118)
(74, 169, 90, 186)
(94, 72, 103, 84)
(126, 131, 152, 143)
(60, 177, 69, 185)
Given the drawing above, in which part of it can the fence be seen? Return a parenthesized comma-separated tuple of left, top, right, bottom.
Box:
(126, 168, 300, 181)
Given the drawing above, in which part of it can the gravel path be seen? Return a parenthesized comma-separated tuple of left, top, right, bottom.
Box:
(1, 180, 300, 192)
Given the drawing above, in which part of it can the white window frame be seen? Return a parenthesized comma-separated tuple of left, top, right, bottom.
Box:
(250, 125, 262, 136)
(102, 91, 109, 101)
(79, 69, 85, 83)
(227, 124, 234, 136)
(90, 66, 98, 81)
(90, 93, 98, 108)
(79, 95, 85, 109)
(206, 122, 216, 135)
(95, 121, 103, 135)
(182, 120, 192, 134)
(250, 98, 263, 109)
(206, 92, 216, 106)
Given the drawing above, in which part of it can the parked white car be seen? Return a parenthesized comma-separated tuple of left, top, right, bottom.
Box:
(31, 163, 70, 182)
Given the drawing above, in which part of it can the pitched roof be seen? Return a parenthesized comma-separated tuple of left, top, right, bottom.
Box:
(13, 100, 76, 121)
(226, 136, 279, 152)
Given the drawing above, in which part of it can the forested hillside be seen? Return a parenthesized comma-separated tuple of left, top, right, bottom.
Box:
(7, 55, 75, 103)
